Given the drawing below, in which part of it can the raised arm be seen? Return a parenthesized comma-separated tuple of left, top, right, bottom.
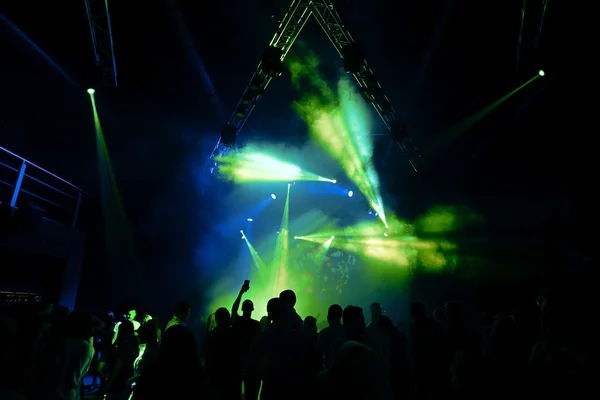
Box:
(232, 281, 250, 319)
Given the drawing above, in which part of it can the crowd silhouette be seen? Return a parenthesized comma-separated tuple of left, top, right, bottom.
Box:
(0, 281, 596, 400)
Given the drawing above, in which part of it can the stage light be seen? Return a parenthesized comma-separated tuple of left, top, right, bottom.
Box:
(348, 190, 353, 197)
(271, 193, 276, 199)
(220, 124, 238, 147)
(242, 92, 257, 105)
(87, 88, 95, 94)
(261, 46, 284, 76)
(240, 230, 245, 239)
(538, 70, 545, 77)
(288, 183, 291, 187)
(342, 42, 364, 73)
(294, 236, 298, 239)
(250, 76, 264, 91)
(384, 233, 388, 237)
(247, 218, 253, 222)
(390, 120, 408, 143)
(235, 106, 246, 119)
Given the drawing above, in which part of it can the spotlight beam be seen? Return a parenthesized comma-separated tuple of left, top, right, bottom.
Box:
(271, 183, 291, 296)
(218, 152, 336, 183)
(242, 233, 266, 271)
(202, 0, 419, 190)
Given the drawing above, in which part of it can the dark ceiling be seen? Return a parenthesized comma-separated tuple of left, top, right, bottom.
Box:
(0, 0, 595, 306)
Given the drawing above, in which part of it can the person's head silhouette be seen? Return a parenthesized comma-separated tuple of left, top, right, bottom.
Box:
(241, 299, 254, 318)
(279, 289, 297, 309)
(214, 307, 231, 328)
(327, 304, 343, 325)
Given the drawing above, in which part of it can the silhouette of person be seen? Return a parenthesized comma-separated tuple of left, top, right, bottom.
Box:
(204, 307, 240, 400)
(279, 289, 303, 331)
(232, 282, 261, 400)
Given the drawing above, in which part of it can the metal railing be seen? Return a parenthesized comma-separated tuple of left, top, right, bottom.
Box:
(0, 146, 87, 228)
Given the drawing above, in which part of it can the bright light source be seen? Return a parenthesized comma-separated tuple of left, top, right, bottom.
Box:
(538, 70, 545, 77)
(288, 183, 291, 187)
(348, 190, 353, 197)
(271, 193, 276, 199)
(293, 236, 298, 239)
(384, 233, 388, 237)
(247, 218, 253, 222)
(87, 88, 95, 94)
(331, 236, 335, 239)
(333, 180, 337, 183)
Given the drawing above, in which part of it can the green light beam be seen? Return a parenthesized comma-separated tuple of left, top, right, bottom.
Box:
(272, 184, 291, 297)
(432, 74, 541, 155)
(218, 152, 336, 183)
(242, 231, 267, 273)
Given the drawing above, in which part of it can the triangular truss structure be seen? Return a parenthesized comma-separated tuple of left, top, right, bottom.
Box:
(206, 0, 420, 181)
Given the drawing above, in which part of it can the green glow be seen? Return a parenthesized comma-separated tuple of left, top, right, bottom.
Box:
(289, 51, 387, 226)
(205, 206, 475, 321)
(272, 184, 291, 297)
(87, 88, 95, 94)
(88, 93, 142, 289)
(242, 233, 267, 272)
(218, 149, 335, 183)
(295, 207, 464, 272)
(417, 206, 457, 233)
(538, 70, 545, 76)
(205, 209, 336, 319)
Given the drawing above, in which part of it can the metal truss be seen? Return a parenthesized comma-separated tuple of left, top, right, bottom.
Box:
(516, 0, 549, 71)
(206, 0, 419, 179)
(83, 0, 118, 87)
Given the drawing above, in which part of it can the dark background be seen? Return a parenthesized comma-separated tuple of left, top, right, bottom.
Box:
(0, 0, 595, 314)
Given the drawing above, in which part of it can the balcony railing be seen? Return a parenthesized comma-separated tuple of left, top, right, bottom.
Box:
(0, 146, 86, 228)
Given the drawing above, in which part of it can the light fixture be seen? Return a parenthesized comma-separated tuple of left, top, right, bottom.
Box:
(220, 124, 238, 147)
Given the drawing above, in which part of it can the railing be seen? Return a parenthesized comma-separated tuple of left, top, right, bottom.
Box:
(0, 291, 42, 304)
(0, 146, 87, 228)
